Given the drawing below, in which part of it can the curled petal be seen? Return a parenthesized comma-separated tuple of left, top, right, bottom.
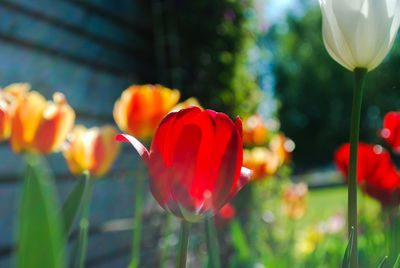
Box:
(116, 134, 150, 167)
(225, 167, 252, 203)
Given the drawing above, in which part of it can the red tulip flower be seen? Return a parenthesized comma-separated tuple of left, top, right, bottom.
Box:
(381, 111, 400, 153)
(334, 143, 400, 206)
(117, 107, 253, 222)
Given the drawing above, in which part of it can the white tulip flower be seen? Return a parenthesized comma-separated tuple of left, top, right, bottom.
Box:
(319, 0, 400, 71)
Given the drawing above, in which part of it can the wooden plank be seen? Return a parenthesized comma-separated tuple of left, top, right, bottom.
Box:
(0, 7, 139, 70)
(66, 0, 152, 40)
(0, 0, 147, 56)
(2, 0, 151, 45)
(0, 41, 138, 113)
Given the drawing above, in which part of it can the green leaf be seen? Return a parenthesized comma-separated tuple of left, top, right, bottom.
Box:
(342, 227, 355, 268)
(60, 175, 89, 235)
(230, 220, 250, 261)
(393, 253, 400, 268)
(378, 256, 388, 268)
(17, 155, 65, 268)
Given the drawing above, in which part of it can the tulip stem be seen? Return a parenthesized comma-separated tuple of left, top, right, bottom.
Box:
(160, 213, 172, 268)
(76, 171, 92, 268)
(348, 67, 367, 268)
(205, 213, 221, 268)
(129, 167, 146, 268)
(176, 220, 191, 268)
(387, 208, 399, 266)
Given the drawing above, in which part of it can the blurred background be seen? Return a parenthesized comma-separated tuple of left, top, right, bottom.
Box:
(0, 0, 399, 267)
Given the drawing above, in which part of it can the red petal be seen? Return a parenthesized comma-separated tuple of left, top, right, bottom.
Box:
(147, 146, 173, 209)
(170, 124, 202, 212)
(334, 143, 391, 184)
(211, 113, 243, 210)
(116, 134, 150, 167)
(151, 106, 201, 166)
(382, 112, 400, 153)
(235, 116, 243, 140)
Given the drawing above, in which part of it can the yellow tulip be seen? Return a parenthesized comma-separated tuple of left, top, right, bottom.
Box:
(63, 125, 120, 177)
(11, 91, 75, 154)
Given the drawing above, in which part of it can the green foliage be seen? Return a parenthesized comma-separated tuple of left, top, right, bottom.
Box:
(225, 175, 400, 267)
(268, 6, 400, 168)
(17, 155, 65, 268)
(378, 256, 388, 268)
(60, 175, 89, 236)
(229, 220, 252, 266)
(152, 0, 261, 116)
(393, 253, 400, 268)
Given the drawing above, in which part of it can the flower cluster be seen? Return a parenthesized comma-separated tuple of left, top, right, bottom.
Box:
(0, 82, 120, 178)
(242, 114, 294, 181)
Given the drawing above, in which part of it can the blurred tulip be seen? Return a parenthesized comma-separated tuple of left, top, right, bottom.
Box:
(11, 91, 75, 154)
(0, 83, 31, 141)
(381, 111, 400, 153)
(270, 133, 295, 165)
(117, 107, 253, 222)
(63, 125, 120, 177)
(335, 143, 391, 185)
(242, 114, 268, 146)
(172, 97, 203, 112)
(113, 84, 180, 141)
(243, 147, 280, 180)
(215, 203, 235, 227)
(319, 0, 400, 71)
(335, 143, 400, 206)
(296, 227, 324, 256)
(282, 182, 308, 220)
(3, 83, 31, 99)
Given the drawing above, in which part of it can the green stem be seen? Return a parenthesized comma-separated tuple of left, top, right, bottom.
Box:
(176, 220, 191, 268)
(76, 172, 92, 268)
(160, 213, 172, 268)
(388, 208, 399, 266)
(129, 169, 146, 268)
(205, 213, 221, 268)
(348, 67, 367, 268)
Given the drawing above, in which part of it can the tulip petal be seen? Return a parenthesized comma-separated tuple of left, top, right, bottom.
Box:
(225, 167, 252, 203)
(151, 106, 201, 166)
(116, 134, 150, 167)
(211, 114, 243, 210)
(235, 116, 243, 139)
(170, 124, 202, 211)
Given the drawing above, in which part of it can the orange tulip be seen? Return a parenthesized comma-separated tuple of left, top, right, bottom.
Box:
(113, 84, 180, 140)
(243, 147, 281, 180)
(0, 83, 31, 141)
(63, 125, 120, 177)
(242, 114, 269, 146)
(11, 91, 75, 154)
